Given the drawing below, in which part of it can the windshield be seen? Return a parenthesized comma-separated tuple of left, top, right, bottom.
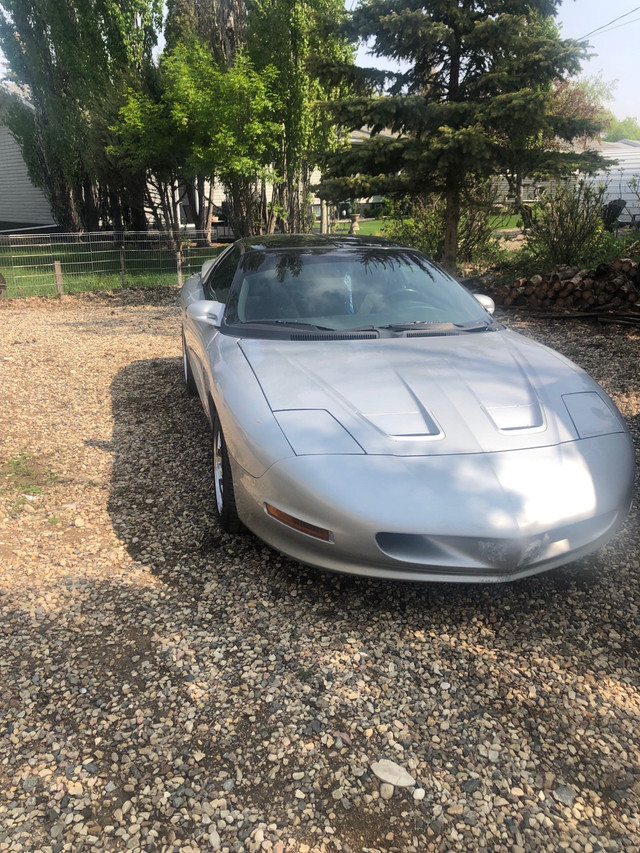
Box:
(223, 248, 493, 335)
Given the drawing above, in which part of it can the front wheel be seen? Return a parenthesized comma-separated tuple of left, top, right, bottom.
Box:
(212, 415, 241, 533)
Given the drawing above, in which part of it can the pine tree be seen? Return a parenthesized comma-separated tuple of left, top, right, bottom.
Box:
(319, 0, 605, 271)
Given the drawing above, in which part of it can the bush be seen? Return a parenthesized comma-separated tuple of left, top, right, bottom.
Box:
(383, 182, 502, 266)
(384, 194, 445, 258)
(525, 180, 609, 267)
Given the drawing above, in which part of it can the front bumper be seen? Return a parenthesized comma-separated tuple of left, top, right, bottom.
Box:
(233, 433, 634, 583)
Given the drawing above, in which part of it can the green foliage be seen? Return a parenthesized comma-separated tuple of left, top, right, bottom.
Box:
(163, 45, 280, 181)
(383, 182, 502, 264)
(524, 180, 610, 267)
(384, 196, 445, 258)
(111, 41, 281, 237)
(320, 1, 602, 272)
(604, 115, 640, 143)
(0, 0, 162, 230)
(497, 226, 640, 284)
(246, 0, 356, 232)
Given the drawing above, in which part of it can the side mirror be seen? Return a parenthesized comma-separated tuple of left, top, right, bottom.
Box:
(187, 300, 225, 327)
(474, 293, 495, 315)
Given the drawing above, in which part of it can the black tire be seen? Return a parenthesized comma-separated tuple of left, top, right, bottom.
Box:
(212, 415, 241, 533)
(182, 332, 197, 397)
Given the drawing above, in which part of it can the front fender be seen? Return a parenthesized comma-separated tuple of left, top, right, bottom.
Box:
(203, 336, 295, 478)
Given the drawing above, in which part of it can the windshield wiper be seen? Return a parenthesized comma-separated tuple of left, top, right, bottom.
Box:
(454, 320, 497, 332)
(378, 321, 458, 332)
(341, 325, 379, 333)
(380, 320, 496, 333)
(240, 319, 337, 332)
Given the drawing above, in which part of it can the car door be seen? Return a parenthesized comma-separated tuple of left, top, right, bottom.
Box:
(184, 245, 241, 399)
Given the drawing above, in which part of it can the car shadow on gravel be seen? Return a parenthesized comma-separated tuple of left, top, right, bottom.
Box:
(107, 357, 640, 669)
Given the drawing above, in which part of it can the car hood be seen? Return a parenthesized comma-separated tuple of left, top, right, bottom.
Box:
(238, 330, 624, 456)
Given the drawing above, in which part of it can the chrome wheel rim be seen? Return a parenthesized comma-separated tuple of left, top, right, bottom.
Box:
(213, 426, 224, 514)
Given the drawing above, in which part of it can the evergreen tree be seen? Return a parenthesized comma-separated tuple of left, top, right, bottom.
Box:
(319, 0, 605, 271)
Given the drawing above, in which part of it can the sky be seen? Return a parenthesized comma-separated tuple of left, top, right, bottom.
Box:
(355, 0, 640, 122)
(555, 0, 640, 120)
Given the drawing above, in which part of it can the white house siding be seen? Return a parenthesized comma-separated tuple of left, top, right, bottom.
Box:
(0, 125, 55, 227)
(595, 140, 640, 223)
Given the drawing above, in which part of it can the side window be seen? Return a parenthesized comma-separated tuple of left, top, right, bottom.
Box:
(204, 246, 240, 303)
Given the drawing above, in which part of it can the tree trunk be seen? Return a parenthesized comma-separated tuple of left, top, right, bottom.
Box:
(442, 183, 460, 274)
(128, 174, 148, 232)
(82, 179, 100, 231)
(203, 179, 214, 245)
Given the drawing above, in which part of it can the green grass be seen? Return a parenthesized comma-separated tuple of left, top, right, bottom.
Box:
(355, 218, 386, 236)
(325, 218, 386, 237)
(326, 214, 522, 240)
(489, 213, 522, 230)
(0, 454, 58, 511)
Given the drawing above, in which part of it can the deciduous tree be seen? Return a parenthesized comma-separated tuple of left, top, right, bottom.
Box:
(111, 43, 280, 239)
(0, 0, 161, 231)
(246, 0, 355, 232)
(604, 115, 640, 143)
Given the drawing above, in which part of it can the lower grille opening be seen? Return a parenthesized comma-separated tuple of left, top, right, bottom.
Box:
(375, 512, 618, 573)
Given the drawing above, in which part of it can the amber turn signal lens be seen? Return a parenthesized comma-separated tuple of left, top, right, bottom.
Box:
(265, 503, 333, 542)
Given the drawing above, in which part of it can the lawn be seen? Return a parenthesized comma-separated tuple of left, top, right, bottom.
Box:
(327, 218, 387, 237)
(329, 214, 523, 239)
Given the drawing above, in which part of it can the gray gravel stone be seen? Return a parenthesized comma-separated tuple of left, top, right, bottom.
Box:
(554, 785, 577, 806)
(370, 759, 416, 787)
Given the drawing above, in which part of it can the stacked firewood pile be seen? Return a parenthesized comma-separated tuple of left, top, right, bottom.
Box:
(496, 254, 640, 323)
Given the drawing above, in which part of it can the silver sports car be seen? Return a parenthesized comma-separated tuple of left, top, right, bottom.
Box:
(181, 235, 634, 583)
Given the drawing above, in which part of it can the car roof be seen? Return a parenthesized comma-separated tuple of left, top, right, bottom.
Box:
(237, 234, 400, 254)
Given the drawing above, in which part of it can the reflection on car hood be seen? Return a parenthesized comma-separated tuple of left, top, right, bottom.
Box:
(239, 330, 615, 455)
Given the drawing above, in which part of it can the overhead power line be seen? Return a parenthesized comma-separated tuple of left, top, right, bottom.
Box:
(578, 5, 640, 39)
(584, 14, 640, 38)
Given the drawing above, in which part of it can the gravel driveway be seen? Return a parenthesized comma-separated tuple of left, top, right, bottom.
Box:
(1, 289, 639, 853)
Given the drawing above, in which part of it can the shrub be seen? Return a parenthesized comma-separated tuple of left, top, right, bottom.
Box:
(525, 180, 609, 267)
(383, 194, 445, 258)
(383, 181, 502, 266)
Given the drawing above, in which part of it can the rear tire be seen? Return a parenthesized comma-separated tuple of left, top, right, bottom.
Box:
(182, 332, 197, 397)
(212, 415, 241, 533)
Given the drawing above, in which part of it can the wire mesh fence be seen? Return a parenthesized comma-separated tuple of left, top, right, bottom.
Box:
(0, 231, 226, 298)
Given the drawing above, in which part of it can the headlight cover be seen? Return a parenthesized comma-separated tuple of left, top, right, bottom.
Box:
(274, 409, 365, 455)
(562, 392, 625, 439)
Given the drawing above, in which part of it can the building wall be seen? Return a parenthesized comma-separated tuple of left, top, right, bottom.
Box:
(0, 125, 55, 228)
(597, 141, 640, 223)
